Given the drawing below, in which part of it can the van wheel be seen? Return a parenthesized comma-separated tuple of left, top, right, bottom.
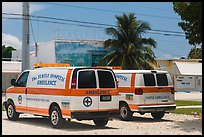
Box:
(49, 106, 64, 128)
(119, 103, 133, 121)
(93, 118, 109, 127)
(6, 102, 19, 121)
(151, 111, 165, 120)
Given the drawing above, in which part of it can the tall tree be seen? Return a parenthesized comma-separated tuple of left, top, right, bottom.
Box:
(188, 47, 202, 59)
(173, 2, 202, 46)
(2, 45, 16, 61)
(98, 13, 157, 70)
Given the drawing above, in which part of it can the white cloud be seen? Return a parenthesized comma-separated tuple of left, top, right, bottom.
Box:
(159, 54, 181, 60)
(2, 33, 22, 50)
(2, 2, 46, 15)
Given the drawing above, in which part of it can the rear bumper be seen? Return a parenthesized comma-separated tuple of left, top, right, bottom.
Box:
(137, 104, 176, 112)
(71, 110, 119, 120)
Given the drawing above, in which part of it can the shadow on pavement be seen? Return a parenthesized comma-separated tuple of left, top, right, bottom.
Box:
(171, 118, 202, 133)
(3, 117, 118, 131)
(112, 115, 174, 123)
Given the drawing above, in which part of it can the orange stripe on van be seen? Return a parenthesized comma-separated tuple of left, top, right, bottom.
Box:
(128, 104, 138, 110)
(118, 87, 173, 93)
(131, 73, 136, 87)
(16, 106, 27, 112)
(118, 87, 135, 93)
(16, 106, 49, 115)
(9, 88, 118, 96)
(65, 69, 72, 89)
(16, 106, 71, 117)
(128, 102, 175, 110)
(6, 87, 26, 94)
(27, 88, 70, 96)
(15, 106, 117, 116)
(71, 89, 119, 96)
(61, 110, 71, 116)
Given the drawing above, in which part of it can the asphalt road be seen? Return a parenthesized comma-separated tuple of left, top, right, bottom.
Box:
(2, 111, 202, 135)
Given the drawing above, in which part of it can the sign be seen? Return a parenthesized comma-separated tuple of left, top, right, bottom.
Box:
(83, 96, 92, 107)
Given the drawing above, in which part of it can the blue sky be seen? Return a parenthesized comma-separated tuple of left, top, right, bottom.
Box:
(2, 2, 193, 59)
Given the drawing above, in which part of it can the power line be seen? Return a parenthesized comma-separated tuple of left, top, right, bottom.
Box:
(42, 2, 180, 20)
(2, 16, 107, 29)
(3, 16, 185, 37)
(2, 12, 185, 36)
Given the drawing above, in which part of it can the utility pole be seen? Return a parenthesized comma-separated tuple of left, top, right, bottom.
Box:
(22, 2, 30, 72)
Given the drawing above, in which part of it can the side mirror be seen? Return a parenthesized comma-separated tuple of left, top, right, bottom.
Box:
(11, 79, 16, 86)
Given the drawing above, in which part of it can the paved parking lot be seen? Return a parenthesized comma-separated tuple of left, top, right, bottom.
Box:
(2, 92, 202, 135)
(2, 111, 202, 135)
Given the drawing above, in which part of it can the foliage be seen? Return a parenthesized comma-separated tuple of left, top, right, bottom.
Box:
(173, 2, 202, 46)
(2, 45, 16, 61)
(187, 48, 202, 59)
(98, 13, 157, 70)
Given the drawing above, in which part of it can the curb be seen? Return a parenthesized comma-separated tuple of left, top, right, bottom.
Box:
(176, 106, 202, 109)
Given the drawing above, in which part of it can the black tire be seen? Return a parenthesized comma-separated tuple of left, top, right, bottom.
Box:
(49, 106, 64, 128)
(93, 118, 109, 127)
(119, 103, 133, 121)
(6, 102, 19, 121)
(151, 111, 165, 120)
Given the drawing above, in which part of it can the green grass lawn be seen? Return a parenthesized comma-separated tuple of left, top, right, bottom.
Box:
(170, 100, 202, 116)
(169, 108, 202, 116)
(175, 100, 202, 106)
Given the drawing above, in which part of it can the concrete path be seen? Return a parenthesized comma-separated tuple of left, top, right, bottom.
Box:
(176, 106, 202, 109)
(175, 92, 202, 102)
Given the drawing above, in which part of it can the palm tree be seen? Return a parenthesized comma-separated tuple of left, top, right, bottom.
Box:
(98, 13, 157, 70)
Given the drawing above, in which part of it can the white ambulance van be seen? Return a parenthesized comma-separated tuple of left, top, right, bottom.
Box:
(3, 66, 119, 128)
(113, 70, 176, 121)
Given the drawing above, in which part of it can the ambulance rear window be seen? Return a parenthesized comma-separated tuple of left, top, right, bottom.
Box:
(78, 71, 96, 88)
(156, 73, 168, 86)
(143, 74, 155, 86)
(98, 70, 115, 88)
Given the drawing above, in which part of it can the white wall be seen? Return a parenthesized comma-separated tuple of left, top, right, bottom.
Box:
(29, 41, 56, 69)
(2, 73, 20, 92)
(37, 40, 56, 63)
(174, 75, 202, 92)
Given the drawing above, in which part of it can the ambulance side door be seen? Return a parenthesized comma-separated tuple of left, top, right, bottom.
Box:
(14, 71, 30, 112)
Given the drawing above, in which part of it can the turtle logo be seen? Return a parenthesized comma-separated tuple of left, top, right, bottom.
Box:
(18, 95, 22, 104)
(83, 96, 92, 107)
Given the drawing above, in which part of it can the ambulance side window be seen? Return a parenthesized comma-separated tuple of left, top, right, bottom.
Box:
(16, 71, 30, 87)
(143, 74, 155, 86)
(78, 71, 96, 88)
(156, 73, 168, 86)
(98, 71, 115, 88)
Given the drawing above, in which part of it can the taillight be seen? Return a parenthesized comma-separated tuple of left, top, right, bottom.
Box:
(171, 87, 175, 94)
(71, 78, 77, 89)
(135, 88, 143, 95)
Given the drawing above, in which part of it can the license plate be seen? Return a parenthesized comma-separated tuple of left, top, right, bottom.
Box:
(100, 95, 111, 102)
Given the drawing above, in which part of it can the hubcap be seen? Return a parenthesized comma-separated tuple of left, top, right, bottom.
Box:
(8, 105, 14, 118)
(51, 110, 59, 125)
(120, 107, 127, 118)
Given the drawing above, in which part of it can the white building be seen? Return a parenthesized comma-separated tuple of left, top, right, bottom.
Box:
(2, 61, 22, 92)
(173, 62, 202, 92)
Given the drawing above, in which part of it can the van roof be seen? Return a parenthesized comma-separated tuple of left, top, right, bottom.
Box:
(34, 66, 113, 70)
(113, 70, 168, 74)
